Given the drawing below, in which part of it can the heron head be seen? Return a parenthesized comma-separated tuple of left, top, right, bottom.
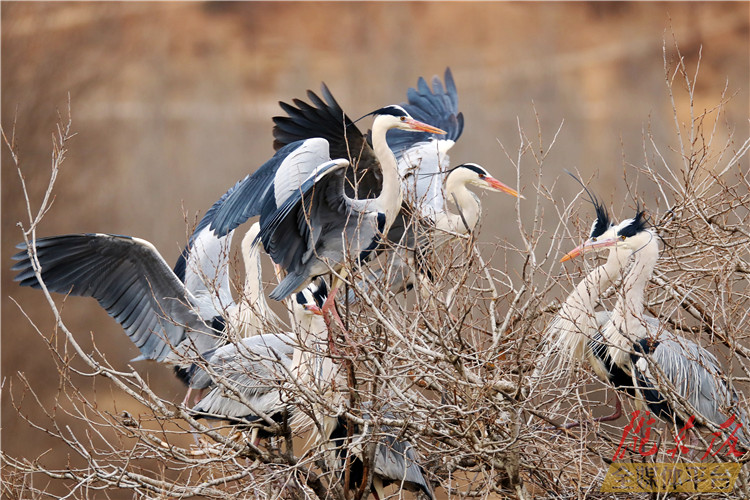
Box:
(294, 291, 322, 316)
(609, 209, 655, 252)
(560, 193, 616, 262)
(451, 163, 521, 198)
(561, 208, 653, 262)
(293, 278, 328, 316)
(367, 105, 447, 135)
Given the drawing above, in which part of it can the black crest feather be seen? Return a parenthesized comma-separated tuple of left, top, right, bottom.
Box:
(617, 206, 649, 238)
(452, 163, 488, 177)
(354, 105, 409, 125)
(565, 171, 611, 238)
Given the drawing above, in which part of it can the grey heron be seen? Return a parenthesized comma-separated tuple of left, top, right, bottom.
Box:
(544, 194, 635, 426)
(269, 69, 519, 302)
(12, 184, 277, 403)
(567, 211, 749, 444)
(206, 105, 446, 327)
(352, 162, 520, 299)
(326, 409, 435, 500)
(190, 279, 332, 439)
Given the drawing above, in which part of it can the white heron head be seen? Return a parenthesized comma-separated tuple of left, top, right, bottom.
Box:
(367, 105, 447, 134)
(560, 194, 616, 262)
(293, 278, 328, 317)
(609, 210, 656, 252)
(562, 208, 654, 262)
(449, 163, 521, 198)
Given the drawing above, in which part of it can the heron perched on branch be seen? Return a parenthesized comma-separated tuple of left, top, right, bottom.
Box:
(563, 208, 749, 444)
(270, 69, 519, 302)
(542, 189, 635, 426)
(190, 279, 333, 441)
(12, 184, 277, 404)
(353, 162, 521, 300)
(207, 105, 445, 330)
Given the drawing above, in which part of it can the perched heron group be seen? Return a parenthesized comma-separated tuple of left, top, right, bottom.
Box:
(546, 183, 749, 448)
(12, 68, 748, 497)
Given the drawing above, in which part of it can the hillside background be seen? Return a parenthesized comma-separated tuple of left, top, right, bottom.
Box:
(2, 2, 748, 496)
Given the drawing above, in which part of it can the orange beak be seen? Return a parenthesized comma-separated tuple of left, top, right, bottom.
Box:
(560, 237, 617, 262)
(305, 304, 324, 316)
(405, 117, 446, 135)
(485, 176, 524, 199)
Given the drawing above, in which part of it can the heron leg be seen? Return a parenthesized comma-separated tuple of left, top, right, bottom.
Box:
(322, 293, 347, 334)
(193, 388, 207, 406)
(559, 393, 623, 430)
(322, 274, 351, 357)
(250, 427, 260, 447)
(594, 393, 623, 423)
(182, 388, 194, 407)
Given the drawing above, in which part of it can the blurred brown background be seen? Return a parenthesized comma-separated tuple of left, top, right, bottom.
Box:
(2, 2, 748, 496)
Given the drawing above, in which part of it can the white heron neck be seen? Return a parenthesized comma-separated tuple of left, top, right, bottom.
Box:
(291, 312, 336, 394)
(607, 235, 660, 366)
(292, 312, 327, 346)
(232, 231, 276, 339)
(550, 250, 623, 363)
(243, 245, 263, 311)
(371, 118, 403, 227)
(437, 179, 481, 233)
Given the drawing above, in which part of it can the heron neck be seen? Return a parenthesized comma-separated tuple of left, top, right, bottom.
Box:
(607, 235, 660, 365)
(291, 313, 333, 389)
(551, 249, 623, 363)
(371, 121, 403, 227)
(437, 178, 481, 233)
(243, 244, 263, 313)
(233, 235, 274, 338)
(293, 313, 327, 347)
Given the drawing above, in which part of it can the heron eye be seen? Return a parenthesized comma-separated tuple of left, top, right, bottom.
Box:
(591, 237, 597, 242)
(399, 116, 406, 122)
(620, 235, 626, 241)
(479, 174, 485, 179)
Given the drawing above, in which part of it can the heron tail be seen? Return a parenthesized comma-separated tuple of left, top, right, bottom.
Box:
(269, 272, 309, 302)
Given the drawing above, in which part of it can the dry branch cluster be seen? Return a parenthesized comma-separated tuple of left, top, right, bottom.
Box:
(3, 45, 750, 499)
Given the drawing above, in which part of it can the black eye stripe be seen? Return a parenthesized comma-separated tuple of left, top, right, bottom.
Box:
(617, 209, 648, 238)
(452, 163, 487, 176)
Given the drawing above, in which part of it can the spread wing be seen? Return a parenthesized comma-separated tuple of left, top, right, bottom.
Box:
(12, 234, 221, 363)
(209, 139, 331, 237)
(258, 159, 352, 300)
(387, 68, 464, 217)
(272, 83, 382, 198)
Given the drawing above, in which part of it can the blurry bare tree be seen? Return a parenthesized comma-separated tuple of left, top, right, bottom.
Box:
(3, 37, 750, 500)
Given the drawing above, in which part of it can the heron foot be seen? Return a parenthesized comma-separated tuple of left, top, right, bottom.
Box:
(550, 395, 623, 431)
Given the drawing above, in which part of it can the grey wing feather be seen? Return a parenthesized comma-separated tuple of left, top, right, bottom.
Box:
(387, 68, 463, 217)
(273, 84, 383, 199)
(191, 333, 295, 421)
(260, 160, 352, 301)
(375, 431, 434, 498)
(12, 234, 221, 363)
(334, 405, 434, 499)
(387, 68, 463, 150)
(209, 140, 328, 237)
(643, 333, 748, 442)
